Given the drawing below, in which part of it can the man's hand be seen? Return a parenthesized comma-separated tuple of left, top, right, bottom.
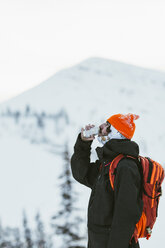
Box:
(81, 124, 95, 141)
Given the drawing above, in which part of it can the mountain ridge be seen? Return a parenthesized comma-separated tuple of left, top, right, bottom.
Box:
(1, 57, 165, 109)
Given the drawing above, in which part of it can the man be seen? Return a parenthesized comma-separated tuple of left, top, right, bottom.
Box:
(71, 113, 143, 248)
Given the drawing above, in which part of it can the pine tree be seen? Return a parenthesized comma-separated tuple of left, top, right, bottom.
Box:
(12, 227, 23, 248)
(36, 114, 44, 129)
(0, 220, 23, 248)
(34, 211, 46, 248)
(22, 211, 33, 248)
(51, 143, 85, 248)
(14, 111, 21, 124)
(0, 221, 5, 248)
(25, 105, 31, 116)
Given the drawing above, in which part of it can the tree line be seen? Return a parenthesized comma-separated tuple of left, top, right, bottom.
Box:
(0, 144, 86, 248)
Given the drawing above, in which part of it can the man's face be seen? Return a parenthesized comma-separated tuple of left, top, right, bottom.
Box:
(98, 121, 111, 137)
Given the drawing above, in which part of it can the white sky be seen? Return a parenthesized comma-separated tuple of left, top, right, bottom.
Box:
(0, 0, 165, 103)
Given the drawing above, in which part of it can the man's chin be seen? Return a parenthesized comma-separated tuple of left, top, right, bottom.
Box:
(98, 134, 106, 139)
(97, 135, 109, 145)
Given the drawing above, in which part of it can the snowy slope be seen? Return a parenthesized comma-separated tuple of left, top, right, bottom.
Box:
(0, 57, 165, 247)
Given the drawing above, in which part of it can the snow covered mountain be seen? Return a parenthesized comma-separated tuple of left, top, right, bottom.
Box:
(0, 57, 165, 248)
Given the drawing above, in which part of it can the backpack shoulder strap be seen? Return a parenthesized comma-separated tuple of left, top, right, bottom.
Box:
(109, 154, 140, 190)
(109, 154, 125, 190)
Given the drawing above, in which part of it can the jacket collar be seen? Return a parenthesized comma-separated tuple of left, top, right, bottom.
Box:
(96, 138, 139, 163)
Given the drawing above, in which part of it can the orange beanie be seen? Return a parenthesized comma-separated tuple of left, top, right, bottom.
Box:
(107, 113, 139, 139)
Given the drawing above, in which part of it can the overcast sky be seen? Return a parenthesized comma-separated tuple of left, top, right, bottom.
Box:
(0, 0, 165, 103)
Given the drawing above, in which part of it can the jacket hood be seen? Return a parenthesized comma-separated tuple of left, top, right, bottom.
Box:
(96, 138, 139, 162)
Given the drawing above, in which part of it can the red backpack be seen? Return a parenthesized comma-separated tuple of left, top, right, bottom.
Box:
(107, 154, 164, 242)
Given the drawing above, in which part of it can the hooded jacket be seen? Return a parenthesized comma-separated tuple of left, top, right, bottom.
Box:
(71, 134, 143, 248)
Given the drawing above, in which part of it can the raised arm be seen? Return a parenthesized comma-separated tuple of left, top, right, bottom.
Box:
(71, 133, 100, 188)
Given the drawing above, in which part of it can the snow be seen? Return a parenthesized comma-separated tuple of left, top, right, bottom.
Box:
(0, 131, 62, 232)
(0, 57, 165, 247)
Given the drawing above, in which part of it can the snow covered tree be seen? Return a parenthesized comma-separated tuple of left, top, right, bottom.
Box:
(22, 211, 33, 248)
(25, 105, 31, 116)
(14, 111, 21, 124)
(11, 227, 23, 248)
(51, 143, 85, 248)
(34, 211, 46, 248)
(36, 115, 45, 129)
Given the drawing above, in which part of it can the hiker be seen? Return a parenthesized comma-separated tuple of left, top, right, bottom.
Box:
(71, 113, 143, 248)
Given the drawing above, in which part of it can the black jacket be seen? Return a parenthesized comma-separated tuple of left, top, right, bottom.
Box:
(71, 134, 143, 248)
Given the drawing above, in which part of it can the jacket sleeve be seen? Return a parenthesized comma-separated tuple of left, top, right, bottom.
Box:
(71, 133, 100, 188)
(108, 158, 143, 248)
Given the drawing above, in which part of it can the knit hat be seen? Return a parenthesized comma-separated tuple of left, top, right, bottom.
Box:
(107, 113, 139, 139)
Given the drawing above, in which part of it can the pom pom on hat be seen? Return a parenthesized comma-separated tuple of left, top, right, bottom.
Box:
(107, 113, 139, 139)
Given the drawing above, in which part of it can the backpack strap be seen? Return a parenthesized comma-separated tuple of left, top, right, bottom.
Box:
(109, 154, 125, 190)
(108, 154, 142, 191)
